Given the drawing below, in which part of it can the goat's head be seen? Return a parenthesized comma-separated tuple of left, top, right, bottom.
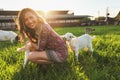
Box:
(64, 32, 76, 41)
(14, 35, 21, 43)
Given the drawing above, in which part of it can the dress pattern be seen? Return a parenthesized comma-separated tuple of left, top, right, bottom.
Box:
(38, 24, 68, 62)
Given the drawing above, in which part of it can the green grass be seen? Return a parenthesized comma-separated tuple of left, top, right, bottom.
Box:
(0, 25, 120, 80)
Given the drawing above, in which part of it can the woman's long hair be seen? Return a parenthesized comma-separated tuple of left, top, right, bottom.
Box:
(16, 8, 46, 43)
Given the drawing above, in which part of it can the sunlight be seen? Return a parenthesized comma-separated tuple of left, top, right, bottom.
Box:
(42, 9, 51, 17)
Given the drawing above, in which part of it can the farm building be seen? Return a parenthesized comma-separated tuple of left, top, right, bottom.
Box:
(114, 11, 120, 25)
(45, 10, 92, 27)
(0, 10, 92, 30)
(104, 11, 120, 25)
(0, 10, 18, 30)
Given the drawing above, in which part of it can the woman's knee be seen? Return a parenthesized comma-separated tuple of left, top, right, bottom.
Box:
(28, 51, 49, 61)
(28, 52, 35, 61)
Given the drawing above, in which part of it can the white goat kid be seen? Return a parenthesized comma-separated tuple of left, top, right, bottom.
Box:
(17, 41, 38, 68)
(0, 30, 18, 43)
(64, 32, 95, 62)
(17, 42, 31, 68)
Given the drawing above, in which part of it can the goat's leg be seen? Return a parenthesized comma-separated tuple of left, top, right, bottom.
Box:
(23, 50, 30, 68)
(88, 43, 93, 52)
(73, 50, 76, 64)
(88, 43, 94, 58)
(10, 39, 14, 43)
(75, 49, 79, 62)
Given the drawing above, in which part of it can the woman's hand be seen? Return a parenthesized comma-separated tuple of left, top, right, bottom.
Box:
(28, 42, 38, 51)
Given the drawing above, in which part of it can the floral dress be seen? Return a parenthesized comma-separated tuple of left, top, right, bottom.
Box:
(38, 23, 68, 62)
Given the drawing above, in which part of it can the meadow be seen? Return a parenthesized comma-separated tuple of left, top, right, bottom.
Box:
(0, 25, 120, 80)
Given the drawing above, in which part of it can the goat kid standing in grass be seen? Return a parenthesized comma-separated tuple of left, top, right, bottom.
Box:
(16, 8, 68, 68)
(63, 32, 95, 62)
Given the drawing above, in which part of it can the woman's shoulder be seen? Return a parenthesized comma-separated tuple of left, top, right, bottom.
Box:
(42, 23, 53, 30)
(43, 23, 51, 27)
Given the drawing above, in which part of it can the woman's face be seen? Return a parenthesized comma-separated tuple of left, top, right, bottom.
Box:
(24, 12, 38, 29)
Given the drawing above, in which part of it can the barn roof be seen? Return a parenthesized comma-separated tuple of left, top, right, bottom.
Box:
(46, 15, 92, 20)
(0, 11, 18, 15)
(115, 11, 120, 20)
(0, 10, 45, 16)
(0, 10, 93, 21)
(46, 10, 71, 15)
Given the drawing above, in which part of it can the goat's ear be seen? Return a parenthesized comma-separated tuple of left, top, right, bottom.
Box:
(62, 37, 66, 41)
(72, 35, 76, 38)
(71, 36, 74, 38)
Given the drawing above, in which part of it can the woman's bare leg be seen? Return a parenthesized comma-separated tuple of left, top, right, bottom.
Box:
(28, 51, 52, 64)
(31, 60, 52, 64)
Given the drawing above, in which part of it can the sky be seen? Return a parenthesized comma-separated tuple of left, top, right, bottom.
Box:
(0, 0, 120, 18)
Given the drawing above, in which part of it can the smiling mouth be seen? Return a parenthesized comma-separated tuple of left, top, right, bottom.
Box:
(30, 24, 34, 27)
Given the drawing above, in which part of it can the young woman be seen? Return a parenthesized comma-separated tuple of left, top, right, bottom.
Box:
(17, 8, 68, 64)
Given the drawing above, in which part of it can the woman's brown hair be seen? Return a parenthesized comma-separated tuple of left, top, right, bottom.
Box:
(16, 8, 46, 43)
